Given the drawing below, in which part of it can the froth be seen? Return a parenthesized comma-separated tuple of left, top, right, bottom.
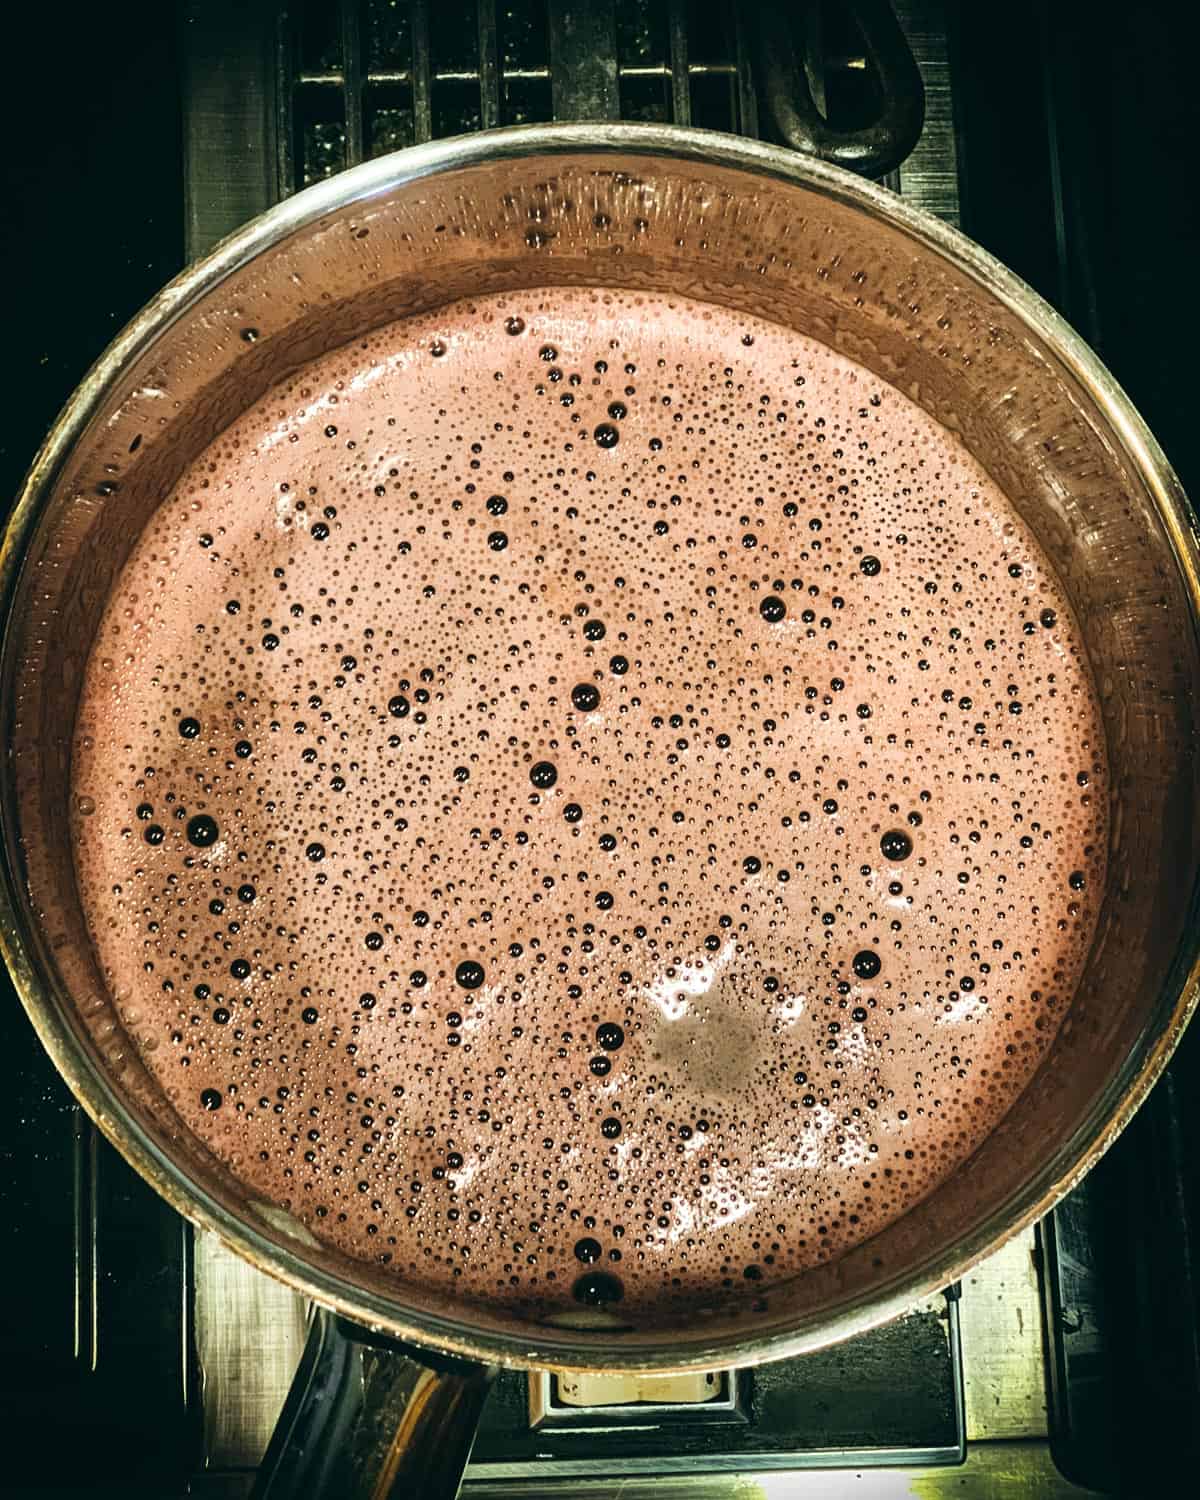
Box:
(70, 288, 1107, 1319)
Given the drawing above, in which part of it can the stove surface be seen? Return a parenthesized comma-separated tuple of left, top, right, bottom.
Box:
(2, 3, 1198, 1497)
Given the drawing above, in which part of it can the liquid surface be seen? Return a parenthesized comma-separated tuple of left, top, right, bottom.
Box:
(72, 289, 1107, 1319)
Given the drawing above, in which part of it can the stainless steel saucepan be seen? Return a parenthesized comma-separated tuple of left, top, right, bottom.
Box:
(3, 124, 1198, 1498)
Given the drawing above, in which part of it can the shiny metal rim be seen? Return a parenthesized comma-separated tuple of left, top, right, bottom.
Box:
(2, 122, 1198, 1374)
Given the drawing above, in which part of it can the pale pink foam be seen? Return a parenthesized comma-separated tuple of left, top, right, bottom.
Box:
(70, 288, 1107, 1317)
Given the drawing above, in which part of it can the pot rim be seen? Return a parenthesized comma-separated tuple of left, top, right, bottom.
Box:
(3, 121, 1198, 1374)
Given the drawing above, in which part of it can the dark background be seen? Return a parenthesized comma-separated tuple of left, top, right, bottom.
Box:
(1, 3, 1198, 1494)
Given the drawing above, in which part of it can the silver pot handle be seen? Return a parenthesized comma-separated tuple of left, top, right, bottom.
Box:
(252, 1307, 497, 1500)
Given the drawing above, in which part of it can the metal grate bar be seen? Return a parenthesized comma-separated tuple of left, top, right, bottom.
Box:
(667, 0, 690, 126)
(296, 62, 738, 87)
(183, 0, 281, 258)
(340, 0, 365, 164)
(732, 3, 760, 139)
(548, 0, 620, 121)
(411, 0, 434, 142)
(477, 0, 501, 129)
(275, 10, 295, 199)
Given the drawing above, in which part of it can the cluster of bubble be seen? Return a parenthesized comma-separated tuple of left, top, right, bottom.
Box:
(71, 288, 1107, 1320)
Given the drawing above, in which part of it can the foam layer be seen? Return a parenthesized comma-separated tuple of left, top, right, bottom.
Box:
(71, 288, 1107, 1319)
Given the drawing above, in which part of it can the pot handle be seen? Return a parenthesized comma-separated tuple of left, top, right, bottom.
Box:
(251, 1306, 497, 1500)
(751, 0, 925, 178)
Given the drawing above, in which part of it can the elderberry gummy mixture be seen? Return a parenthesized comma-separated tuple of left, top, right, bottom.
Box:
(72, 288, 1107, 1317)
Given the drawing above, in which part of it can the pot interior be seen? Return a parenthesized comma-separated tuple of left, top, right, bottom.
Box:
(3, 131, 1198, 1370)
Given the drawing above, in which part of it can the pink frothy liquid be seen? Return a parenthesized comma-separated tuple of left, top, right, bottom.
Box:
(71, 288, 1107, 1318)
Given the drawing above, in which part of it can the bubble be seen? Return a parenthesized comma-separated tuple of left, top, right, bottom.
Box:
(880, 830, 913, 861)
(573, 1271, 624, 1305)
(530, 761, 558, 789)
(187, 815, 219, 848)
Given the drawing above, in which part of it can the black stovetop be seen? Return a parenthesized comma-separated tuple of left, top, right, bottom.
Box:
(2, 4, 1198, 1497)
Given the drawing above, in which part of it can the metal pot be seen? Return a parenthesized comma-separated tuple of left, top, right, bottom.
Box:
(3, 124, 1198, 1497)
